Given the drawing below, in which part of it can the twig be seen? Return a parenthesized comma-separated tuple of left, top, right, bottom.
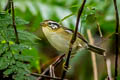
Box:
(87, 29, 98, 80)
(59, 13, 74, 23)
(52, 54, 65, 67)
(96, 22, 103, 37)
(31, 73, 67, 80)
(61, 0, 86, 80)
(4, 0, 11, 13)
(113, 0, 119, 80)
(103, 53, 112, 80)
(49, 65, 55, 80)
(37, 54, 65, 80)
(11, 0, 20, 44)
(106, 59, 112, 80)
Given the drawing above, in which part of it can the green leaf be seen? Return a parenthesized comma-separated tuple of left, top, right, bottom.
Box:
(0, 57, 10, 70)
(5, 28, 40, 45)
(10, 44, 30, 52)
(3, 68, 14, 76)
(3, 65, 21, 76)
(0, 44, 8, 55)
(15, 16, 29, 25)
(14, 68, 32, 80)
(117, 76, 120, 80)
(17, 30, 41, 44)
(0, 14, 12, 26)
(86, 14, 96, 24)
(14, 54, 32, 62)
(0, 11, 35, 80)
(3, 51, 12, 59)
(14, 73, 25, 80)
(9, 58, 16, 65)
(25, 76, 36, 80)
(16, 61, 30, 72)
(0, 14, 29, 26)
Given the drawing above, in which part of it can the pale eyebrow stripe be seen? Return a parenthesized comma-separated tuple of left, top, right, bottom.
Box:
(52, 22, 59, 27)
(65, 29, 73, 34)
(48, 21, 59, 26)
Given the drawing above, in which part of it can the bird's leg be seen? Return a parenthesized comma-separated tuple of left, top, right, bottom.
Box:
(62, 54, 72, 71)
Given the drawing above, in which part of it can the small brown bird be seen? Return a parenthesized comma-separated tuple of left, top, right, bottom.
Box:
(41, 20, 105, 55)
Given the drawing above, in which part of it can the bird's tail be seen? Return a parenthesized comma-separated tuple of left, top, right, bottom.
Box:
(87, 44, 105, 55)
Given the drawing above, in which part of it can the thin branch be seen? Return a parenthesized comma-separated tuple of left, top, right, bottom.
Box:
(96, 22, 103, 37)
(49, 65, 55, 79)
(59, 13, 74, 23)
(106, 59, 112, 80)
(11, 0, 20, 44)
(113, 0, 119, 80)
(87, 29, 98, 80)
(31, 73, 67, 80)
(103, 53, 112, 80)
(61, 0, 86, 80)
(37, 54, 65, 80)
(4, 0, 11, 13)
(52, 54, 65, 67)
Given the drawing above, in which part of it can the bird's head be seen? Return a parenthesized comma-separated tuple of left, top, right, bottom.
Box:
(40, 20, 61, 31)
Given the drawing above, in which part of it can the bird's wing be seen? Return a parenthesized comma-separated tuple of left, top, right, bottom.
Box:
(77, 32, 88, 43)
(63, 27, 88, 44)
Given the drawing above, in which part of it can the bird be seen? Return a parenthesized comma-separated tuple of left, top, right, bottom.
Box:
(41, 20, 105, 55)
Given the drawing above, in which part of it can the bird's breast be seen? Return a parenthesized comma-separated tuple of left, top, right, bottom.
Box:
(42, 27, 70, 53)
(42, 27, 84, 54)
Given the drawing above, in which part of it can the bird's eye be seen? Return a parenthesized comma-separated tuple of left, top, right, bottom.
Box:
(48, 22, 52, 25)
(48, 22, 60, 29)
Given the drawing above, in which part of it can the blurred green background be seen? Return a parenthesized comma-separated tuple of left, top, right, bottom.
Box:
(0, 0, 120, 80)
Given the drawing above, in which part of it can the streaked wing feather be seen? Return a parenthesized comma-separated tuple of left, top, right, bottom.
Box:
(63, 27, 88, 44)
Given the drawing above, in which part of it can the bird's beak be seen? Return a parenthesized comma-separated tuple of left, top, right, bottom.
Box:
(40, 22, 48, 27)
(40, 22, 44, 26)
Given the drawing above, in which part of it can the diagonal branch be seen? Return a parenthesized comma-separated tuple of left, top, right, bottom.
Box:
(61, 0, 86, 80)
(4, 0, 11, 13)
(31, 73, 68, 80)
(113, 0, 119, 80)
(37, 54, 65, 80)
(87, 29, 98, 80)
(11, 0, 20, 44)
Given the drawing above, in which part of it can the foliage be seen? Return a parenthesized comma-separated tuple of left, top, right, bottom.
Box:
(0, 12, 40, 80)
(0, 0, 120, 80)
